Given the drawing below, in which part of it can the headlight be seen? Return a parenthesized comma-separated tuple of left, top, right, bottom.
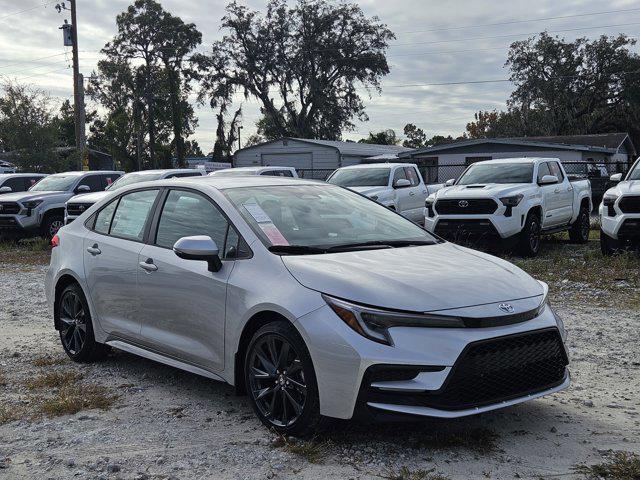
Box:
(22, 200, 43, 209)
(425, 196, 435, 206)
(602, 194, 618, 206)
(323, 295, 464, 346)
(499, 194, 524, 207)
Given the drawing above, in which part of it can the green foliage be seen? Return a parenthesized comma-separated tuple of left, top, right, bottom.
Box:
(359, 128, 399, 145)
(195, 0, 394, 140)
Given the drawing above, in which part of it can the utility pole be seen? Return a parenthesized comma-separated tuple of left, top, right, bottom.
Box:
(66, 0, 85, 169)
(237, 125, 243, 151)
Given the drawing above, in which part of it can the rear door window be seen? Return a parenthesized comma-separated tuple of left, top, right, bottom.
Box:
(109, 189, 159, 241)
(78, 175, 103, 192)
(26, 177, 42, 190)
(101, 174, 118, 189)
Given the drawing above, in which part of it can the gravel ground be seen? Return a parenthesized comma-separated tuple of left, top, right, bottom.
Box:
(0, 259, 638, 480)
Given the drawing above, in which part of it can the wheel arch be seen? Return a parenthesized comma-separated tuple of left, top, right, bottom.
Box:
(42, 206, 66, 221)
(526, 204, 543, 222)
(53, 272, 84, 330)
(233, 310, 295, 395)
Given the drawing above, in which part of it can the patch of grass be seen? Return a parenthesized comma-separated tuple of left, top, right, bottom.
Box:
(0, 237, 51, 265)
(26, 371, 83, 390)
(37, 383, 117, 418)
(573, 451, 640, 479)
(411, 427, 500, 454)
(384, 466, 449, 480)
(273, 436, 332, 463)
(32, 356, 65, 367)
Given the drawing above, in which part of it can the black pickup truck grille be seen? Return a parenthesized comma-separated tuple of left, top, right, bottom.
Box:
(66, 203, 94, 216)
(0, 202, 20, 214)
(435, 198, 498, 215)
(619, 196, 640, 214)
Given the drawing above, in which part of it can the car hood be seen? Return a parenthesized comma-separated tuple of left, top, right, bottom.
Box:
(605, 180, 640, 197)
(67, 191, 108, 204)
(0, 191, 68, 204)
(437, 183, 531, 199)
(282, 242, 543, 312)
(347, 186, 390, 197)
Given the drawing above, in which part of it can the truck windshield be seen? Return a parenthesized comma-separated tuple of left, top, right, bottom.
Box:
(29, 174, 78, 192)
(223, 184, 436, 251)
(106, 172, 165, 190)
(457, 163, 534, 185)
(327, 168, 390, 187)
(628, 162, 640, 180)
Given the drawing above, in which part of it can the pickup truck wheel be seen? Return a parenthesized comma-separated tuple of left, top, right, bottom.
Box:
(600, 230, 618, 256)
(569, 207, 590, 244)
(57, 283, 109, 362)
(518, 212, 541, 257)
(41, 214, 64, 239)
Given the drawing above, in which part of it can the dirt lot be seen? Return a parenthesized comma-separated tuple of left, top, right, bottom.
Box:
(0, 238, 639, 480)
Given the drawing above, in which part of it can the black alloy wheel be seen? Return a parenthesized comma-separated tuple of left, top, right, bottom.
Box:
(59, 289, 87, 355)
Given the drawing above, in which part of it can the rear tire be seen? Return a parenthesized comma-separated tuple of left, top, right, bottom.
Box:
(600, 229, 618, 256)
(57, 283, 109, 362)
(518, 211, 541, 257)
(244, 321, 323, 437)
(569, 207, 590, 244)
(41, 213, 64, 239)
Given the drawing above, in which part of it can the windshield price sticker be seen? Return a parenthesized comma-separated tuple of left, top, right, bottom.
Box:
(260, 223, 289, 246)
(243, 203, 272, 224)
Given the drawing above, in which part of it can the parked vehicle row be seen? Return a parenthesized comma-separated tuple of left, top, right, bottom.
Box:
(64, 169, 206, 224)
(424, 158, 593, 256)
(0, 171, 123, 238)
(46, 175, 570, 435)
(600, 157, 640, 254)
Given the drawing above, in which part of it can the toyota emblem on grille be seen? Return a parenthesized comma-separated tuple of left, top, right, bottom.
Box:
(458, 200, 469, 208)
(499, 303, 515, 314)
(79, 205, 85, 211)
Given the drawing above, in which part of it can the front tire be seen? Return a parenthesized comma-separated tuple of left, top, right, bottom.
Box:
(518, 211, 541, 257)
(569, 207, 590, 243)
(41, 213, 64, 239)
(57, 283, 109, 362)
(245, 321, 322, 437)
(600, 229, 618, 256)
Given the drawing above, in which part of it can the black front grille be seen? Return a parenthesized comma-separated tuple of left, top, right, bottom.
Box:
(364, 328, 568, 411)
(0, 202, 20, 214)
(618, 219, 640, 238)
(435, 198, 498, 215)
(0, 217, 18, 227)
(66, 203, 93, 216)
(434, 219, 500, 243)
(619, 196, 640, 214)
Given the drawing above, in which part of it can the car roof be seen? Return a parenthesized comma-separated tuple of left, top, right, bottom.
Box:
(49, 170, 123, 176)
(338, 163, 409, 169)
(139, 174, 319, 190)
(125, 168, 203, 175)
(472, 157, 559, 165)
(0, 173, 47, 178)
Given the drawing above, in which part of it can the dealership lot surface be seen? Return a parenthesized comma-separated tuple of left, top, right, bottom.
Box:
(0, 243, 638, 479)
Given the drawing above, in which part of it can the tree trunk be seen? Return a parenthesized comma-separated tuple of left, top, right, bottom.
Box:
(168, 68, 185, 168)
(146, 67, 156, 169)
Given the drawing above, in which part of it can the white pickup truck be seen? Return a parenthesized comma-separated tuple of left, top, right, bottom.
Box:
(600, 157, 640, 254)
(424, 158, 592, 256)
(327, 163, 443, 223)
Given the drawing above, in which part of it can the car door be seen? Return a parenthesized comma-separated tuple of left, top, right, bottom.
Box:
(135, 188, 238, 372)
(537, 162, 562, 228)
(83, 189, 160, 340)
(548, 161, 574, 224)
(404, 166, 426, 222)
(392, 167, 412, 215)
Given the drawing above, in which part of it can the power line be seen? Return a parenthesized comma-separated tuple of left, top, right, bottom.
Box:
(2, 65, 71, 82)
(0, 1, 56, 21)
(3, 59, 70, 77)
(0, 50, 97, 70)
(393, 7, 640, 35)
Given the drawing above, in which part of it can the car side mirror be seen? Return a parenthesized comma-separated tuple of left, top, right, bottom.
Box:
(393, 178, 411, 189)
(173, 235, 222, 272)
(610, 173, 623, 183)
(539, 175, 559, 185)
(445, 179, 456, 187)
(0, 186, 12, 193)
(75, 185, 91, 193)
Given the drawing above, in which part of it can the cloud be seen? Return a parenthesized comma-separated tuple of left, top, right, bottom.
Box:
(1, 0, 638, 151)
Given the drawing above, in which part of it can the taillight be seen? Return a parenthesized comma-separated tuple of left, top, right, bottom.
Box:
(51, 234, 60, 248)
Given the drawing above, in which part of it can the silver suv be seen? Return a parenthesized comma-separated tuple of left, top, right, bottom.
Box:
(65, 169, 206, 224)
(0, 171, 122, 238)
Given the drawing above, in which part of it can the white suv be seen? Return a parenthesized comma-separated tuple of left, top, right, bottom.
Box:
(600, 158, 640, 254)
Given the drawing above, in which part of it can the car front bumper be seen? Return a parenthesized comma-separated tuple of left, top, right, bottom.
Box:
(294, 300, 568, 420)
(601, 211, 640, 240)
(425, 213, 523, 242)
(0, 213, 40, 231)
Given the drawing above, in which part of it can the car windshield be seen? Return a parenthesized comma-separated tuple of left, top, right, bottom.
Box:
(457, 163, 534, 185)
(29, 174, 78, 192)
(223, 184, 437, 252)
(628, 162, 640, 180)
(213, 169, 257, 177)
(327, 168, 390, 187)
(107, 172, 165, 190)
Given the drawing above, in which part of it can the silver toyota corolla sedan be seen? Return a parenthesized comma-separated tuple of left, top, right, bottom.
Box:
(45, 176, 570, 435)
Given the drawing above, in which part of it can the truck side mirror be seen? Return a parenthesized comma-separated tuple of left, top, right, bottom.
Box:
(0, 186, 12, 193)
(393, 179, 411, 189)
(609, 173, 623, 183)
(445, 179, 455, 187)
(75, 185, 91, 193)
(539, 175, 559, 185)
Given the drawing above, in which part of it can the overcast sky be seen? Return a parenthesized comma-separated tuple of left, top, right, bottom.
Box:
(1, 0, 639, 153)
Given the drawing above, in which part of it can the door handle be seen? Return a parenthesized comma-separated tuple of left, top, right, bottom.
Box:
(554, 188, 560, 193)
(409, 191, 416, 196)
(139, 259, 158, 272)
(86, 244, 101, 255)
